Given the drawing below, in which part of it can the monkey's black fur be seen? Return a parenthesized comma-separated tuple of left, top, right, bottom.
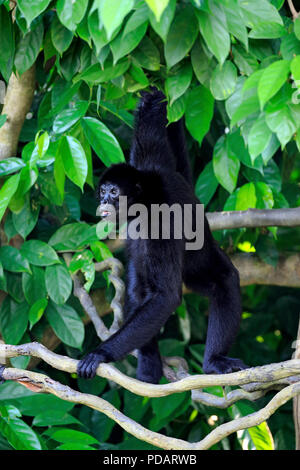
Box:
(77, 90, 246, 383)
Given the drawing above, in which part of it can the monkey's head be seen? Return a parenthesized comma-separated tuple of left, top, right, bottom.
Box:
(96, 163, 142, 219)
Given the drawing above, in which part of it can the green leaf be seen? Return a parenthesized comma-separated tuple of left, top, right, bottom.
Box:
(53, 101, 89, 134)
(291, 55, 300, 81)
(265, 105, 296, 148)
(45, 264, 72, 305)
(191, 40, 216, 87)
(0, 246, 30, 273)
(185, 86, 214, 146)
(46, 300, 84, 349)
(0, 382, 75, 415)
(232, 46, 259, 76)
(0, 158, 25, 177)
(12, 198, 40, 239)
(49, 223, 98, 251)
(17, 0, 51, 27)
(51, 15, 74, 55)
(165, 63, 193, 105)
(255, 182, 274, 209)
(81, 117, 125, 167)
(0, 298, 28, 344)
(0, 5, 15, 81)
(33, 411, 81, 427)
(280, 33, 300, 60)
(230, 88, 260, 127)
(99, 0, 134, 39)
(14, 22, 44, 75)
(210, 61, 237, 100)
(239, 0, 283, 28)
(223, 0, 248, 49)
(257, 60, 290, 109)
(0, 417, 41, 450)
(249, 22, 287, 39)
(75, 58, 130, 84)
(6, 273, 24, 303)
(69, 250, 94, 292)
(56, 0, 88, 31)
(129, 63, 149, 87)
(235, 182, 257, 210)
(213, 135, 240, 193)
(197, 0, 230, 65)
(29, 298, 48, 329)
(51, 429, 99, 445)
(0, 173, 20, 222)
(167, 93, 187, 123)
(148, 0, 176, 42)
(110, 21, 148, 64)
(55, 443, 96, 450)
(132, 36, 160, 71)
(248, 114, 272, 160)
(123, 4, 149, 36)
(164, 6, 198, 69)
(22, 266, 46, 305)
(20, 240, 60, 266)
(59, 136, 87, 190)
(232, 402, 274, 450)
(195, 162, 219, 206)
(151, 390, 190, 431)
(295, 17, 300, 40)
(35, 132, 50, 159)
(145, 0, 169, 21)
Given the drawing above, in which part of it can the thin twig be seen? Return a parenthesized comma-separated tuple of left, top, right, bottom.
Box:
(287, 0, 300, 19)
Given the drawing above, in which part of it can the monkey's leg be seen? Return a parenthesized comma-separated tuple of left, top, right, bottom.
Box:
(136, 337, 163, 384)
(202, 267, 247, 374)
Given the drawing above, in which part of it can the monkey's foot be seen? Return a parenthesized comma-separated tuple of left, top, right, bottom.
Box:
(203, 355, 247, 375)
(136, 364, 163, 384)
(77, 351, 109, 379)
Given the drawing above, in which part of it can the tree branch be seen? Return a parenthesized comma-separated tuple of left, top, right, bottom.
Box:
(287, 0, 300, 19)
(231, 252, 300, 287)
(1, 343, 300, 450)
(1, 342, 300, 397)
(0, 66, 36, 160)
(293, 316, 300, 449)
(207, 207, 300, 230)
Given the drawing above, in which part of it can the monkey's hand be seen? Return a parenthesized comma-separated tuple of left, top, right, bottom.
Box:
(77, 349, 112, 379)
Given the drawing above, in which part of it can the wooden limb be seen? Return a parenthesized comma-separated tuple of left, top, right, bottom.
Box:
(207, 207, 300, 230)
(287, 0, 300, 19)
(0, 66, 36, 160)
(293, 315, 300, 449)
(1, 342, 300, 398)
(1, 344, 300, 450)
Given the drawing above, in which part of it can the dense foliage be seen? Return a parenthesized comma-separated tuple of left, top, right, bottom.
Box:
(0, 0, 299, 450)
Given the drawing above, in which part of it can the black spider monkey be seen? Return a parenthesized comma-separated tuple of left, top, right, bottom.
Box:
(77, 90, 246, 383)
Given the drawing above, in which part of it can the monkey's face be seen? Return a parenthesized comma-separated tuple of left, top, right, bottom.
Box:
(97, 182, 121, 218)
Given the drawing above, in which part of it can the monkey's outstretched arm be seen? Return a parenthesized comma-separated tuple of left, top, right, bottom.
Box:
(77, 291, 181, 379)
(130, 89, 176, 173)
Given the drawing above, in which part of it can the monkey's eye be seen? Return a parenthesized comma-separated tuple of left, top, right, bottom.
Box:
(100, 188, 105, 195)
(111, 188, 119, 196)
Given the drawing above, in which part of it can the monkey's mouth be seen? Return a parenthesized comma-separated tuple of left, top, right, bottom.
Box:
(96, 205, 112, 218)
